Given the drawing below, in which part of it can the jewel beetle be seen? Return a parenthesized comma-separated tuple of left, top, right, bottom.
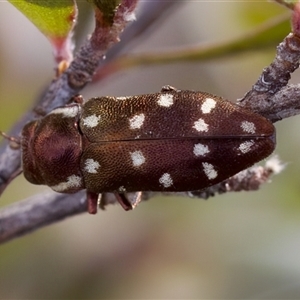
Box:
(21, 86, 276, 213)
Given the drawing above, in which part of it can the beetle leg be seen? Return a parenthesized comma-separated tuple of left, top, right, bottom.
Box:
(114, 193, 133, 211)
(131, 191, 142, 209)
(87, 191, 99, 214)
(160, 85, 179, 92)
(69, 94, 84, 105)
(114, 191, 143, 210)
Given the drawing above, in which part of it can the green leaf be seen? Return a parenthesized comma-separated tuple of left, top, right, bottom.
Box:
(9, 0, 76, 38)
(9, 0, 77, 65)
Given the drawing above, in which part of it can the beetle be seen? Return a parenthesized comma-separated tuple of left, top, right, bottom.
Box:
(21, 86, 275, 213)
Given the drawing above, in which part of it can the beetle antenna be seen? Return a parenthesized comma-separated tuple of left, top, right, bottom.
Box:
(0, 131, 21, 149)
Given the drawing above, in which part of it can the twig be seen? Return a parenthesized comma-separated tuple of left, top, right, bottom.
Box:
(0, 192, 86, 243)
(239, 33, 300, 121)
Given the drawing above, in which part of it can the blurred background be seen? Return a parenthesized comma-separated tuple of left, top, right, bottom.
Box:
(1, 1, 300, 298)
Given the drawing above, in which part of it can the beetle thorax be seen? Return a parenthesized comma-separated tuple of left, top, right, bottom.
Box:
(21, 105, 85, 193)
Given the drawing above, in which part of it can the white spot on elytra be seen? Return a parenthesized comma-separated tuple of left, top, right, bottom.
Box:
(130, 150, 146, 167)
(50, 106, 79, 118)
(84, 158, 100, 174)
(159, 173, 173, 188)
(83, 114, 101, 128)
(51, 175, 82, 192)
(193, 143, 210, 156)
(157, 94, 174, 107)
(202, 162, 218, 180)
(201, 98, 216, 114)
(129, 113, 145, 130)
(241, 121, 256, 134)
(238, 140, 254, 154)
(193, 118, 209, 132)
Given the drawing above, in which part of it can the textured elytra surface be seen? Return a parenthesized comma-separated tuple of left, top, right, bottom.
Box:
(80, 90, 274, 142)
(21, 89, 275, 194)
(79, 89, 275, 192)
(81, 138, 274, 193)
